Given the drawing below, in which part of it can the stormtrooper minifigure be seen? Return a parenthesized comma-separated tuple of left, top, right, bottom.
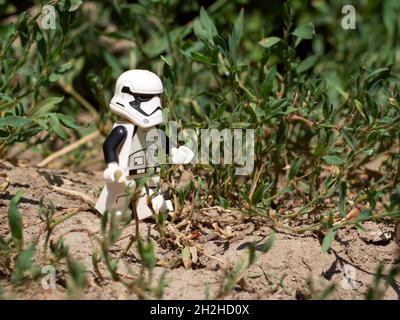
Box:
(95, 69, 194, 220)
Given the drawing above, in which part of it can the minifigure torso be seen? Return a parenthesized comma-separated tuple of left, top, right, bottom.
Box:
(113, 123, 162, 178)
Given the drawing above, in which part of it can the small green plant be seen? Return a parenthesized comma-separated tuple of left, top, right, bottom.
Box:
(11, 243, 37, 286)
(7, 190, 24, 250)
(305, 275, 336, 300)
(1, 191, 40, 286)
(365, 263, 400, 300)
(66, 255, 87, 298)
(135, 237, 167, 299)
(215, 232, 275, 299)
(97, 205, 168, 299)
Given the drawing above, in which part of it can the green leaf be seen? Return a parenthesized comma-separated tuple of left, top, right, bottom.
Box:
(15, 12, 28, 31)
(322, 155, 345, 166)
(322, 229, 337, 252)
(233, 9, 244, 42)
(56, 114, 79, 130)
(199, 7, 218, 37)
(0, 116, 33, 128)
(8, 190, 24, 249)
(259, 232, 276, 253)
(193, 20, 208, 43)
(48, 114, 69, 140)
(340, 128, 357, 150)
(354, 222, 366, 232)
(49, 73, 62, 83)
(365, 67, 391, 90)
(189, 52, 212, 65)
(67, 255, 87, 294)
(11, 243, 35, 285)
(156, 210, 168, 227)
(251, 183, 265, 205)
(160, 55, 175, 84)
(296, 55, 319, 74)
(354, 99, 366, 118)
(260, 65, 277, 98)
(69, 0, 82, 11)
(288, 158, 303, 181)
(35, 26, 46, 61)
(0, 92, 16, 104)
(103, 51, 123, 77)
(292, 23, 315, 40)
(356, 209, 372, 222)
(137, 238, 155, 270)
(194, 7, 218, 44)
(0, 236, 9, 251)
(50, 238, 69, 260)
(258, 37, 281, 48)
(229, 8, 244, 53)
(181, 246, 191, 269)
(33, 97, 64, 117)
(155, 270, 167, 299)
(212, 102, 227, 120)
(204, 283, 210, 300)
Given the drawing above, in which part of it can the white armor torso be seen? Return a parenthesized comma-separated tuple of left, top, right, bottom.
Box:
(114, 122, 162, 178)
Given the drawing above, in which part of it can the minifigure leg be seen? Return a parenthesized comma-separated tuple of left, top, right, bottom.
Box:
(148, 175, 174, 214)
(134, 186, 173, 219)
(165, 199, 174, 212)
(95, 182, 132, 215)
(135, 187, 153, 220)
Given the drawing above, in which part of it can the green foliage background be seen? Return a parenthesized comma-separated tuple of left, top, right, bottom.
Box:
(1, 0, 400, 242)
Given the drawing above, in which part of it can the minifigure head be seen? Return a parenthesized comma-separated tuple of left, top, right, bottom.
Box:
(109, 69, 164, 128)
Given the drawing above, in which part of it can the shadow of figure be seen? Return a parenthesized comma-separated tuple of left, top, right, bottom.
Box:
(323, 245, 400, 299)
(1, 191, 71, 211)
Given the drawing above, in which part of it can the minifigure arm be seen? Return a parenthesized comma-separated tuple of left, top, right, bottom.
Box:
(103, 125, 127, 163)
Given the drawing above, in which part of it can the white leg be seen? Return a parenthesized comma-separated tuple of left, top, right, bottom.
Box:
(95, 182, 131, 215)
(96, 174, 175, 220)
(135, 188, 153, 220)
(148, 174, 174, 214)
(165, 199, 174, 212)
(135, 186, 173, 220)
(150, 190, 167, 213)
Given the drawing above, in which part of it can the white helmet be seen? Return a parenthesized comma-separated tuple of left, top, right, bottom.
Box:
(109, 69, 164, 128)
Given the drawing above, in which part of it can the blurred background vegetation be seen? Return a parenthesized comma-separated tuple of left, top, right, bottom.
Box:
(1, 0, 400, 234)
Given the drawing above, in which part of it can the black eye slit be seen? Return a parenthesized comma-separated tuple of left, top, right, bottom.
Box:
(121, 87, 156, 102)
(135, 94, 156, 102)
(121, 86, 132, 94)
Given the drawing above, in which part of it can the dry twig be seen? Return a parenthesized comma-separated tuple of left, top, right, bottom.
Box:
(37, 130, 100, 167)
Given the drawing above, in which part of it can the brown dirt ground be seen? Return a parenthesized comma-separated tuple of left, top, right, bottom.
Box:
(0, 162, 399, 300)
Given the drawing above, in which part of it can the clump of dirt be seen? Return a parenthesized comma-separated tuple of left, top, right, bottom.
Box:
(0, 162, 399, 299)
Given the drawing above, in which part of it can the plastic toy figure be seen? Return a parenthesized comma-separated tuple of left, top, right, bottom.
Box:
(95, 69, 194, 219)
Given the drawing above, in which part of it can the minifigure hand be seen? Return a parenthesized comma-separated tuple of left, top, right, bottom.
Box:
(170, 146, 194, 164)
(103, 162, 125, 183)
